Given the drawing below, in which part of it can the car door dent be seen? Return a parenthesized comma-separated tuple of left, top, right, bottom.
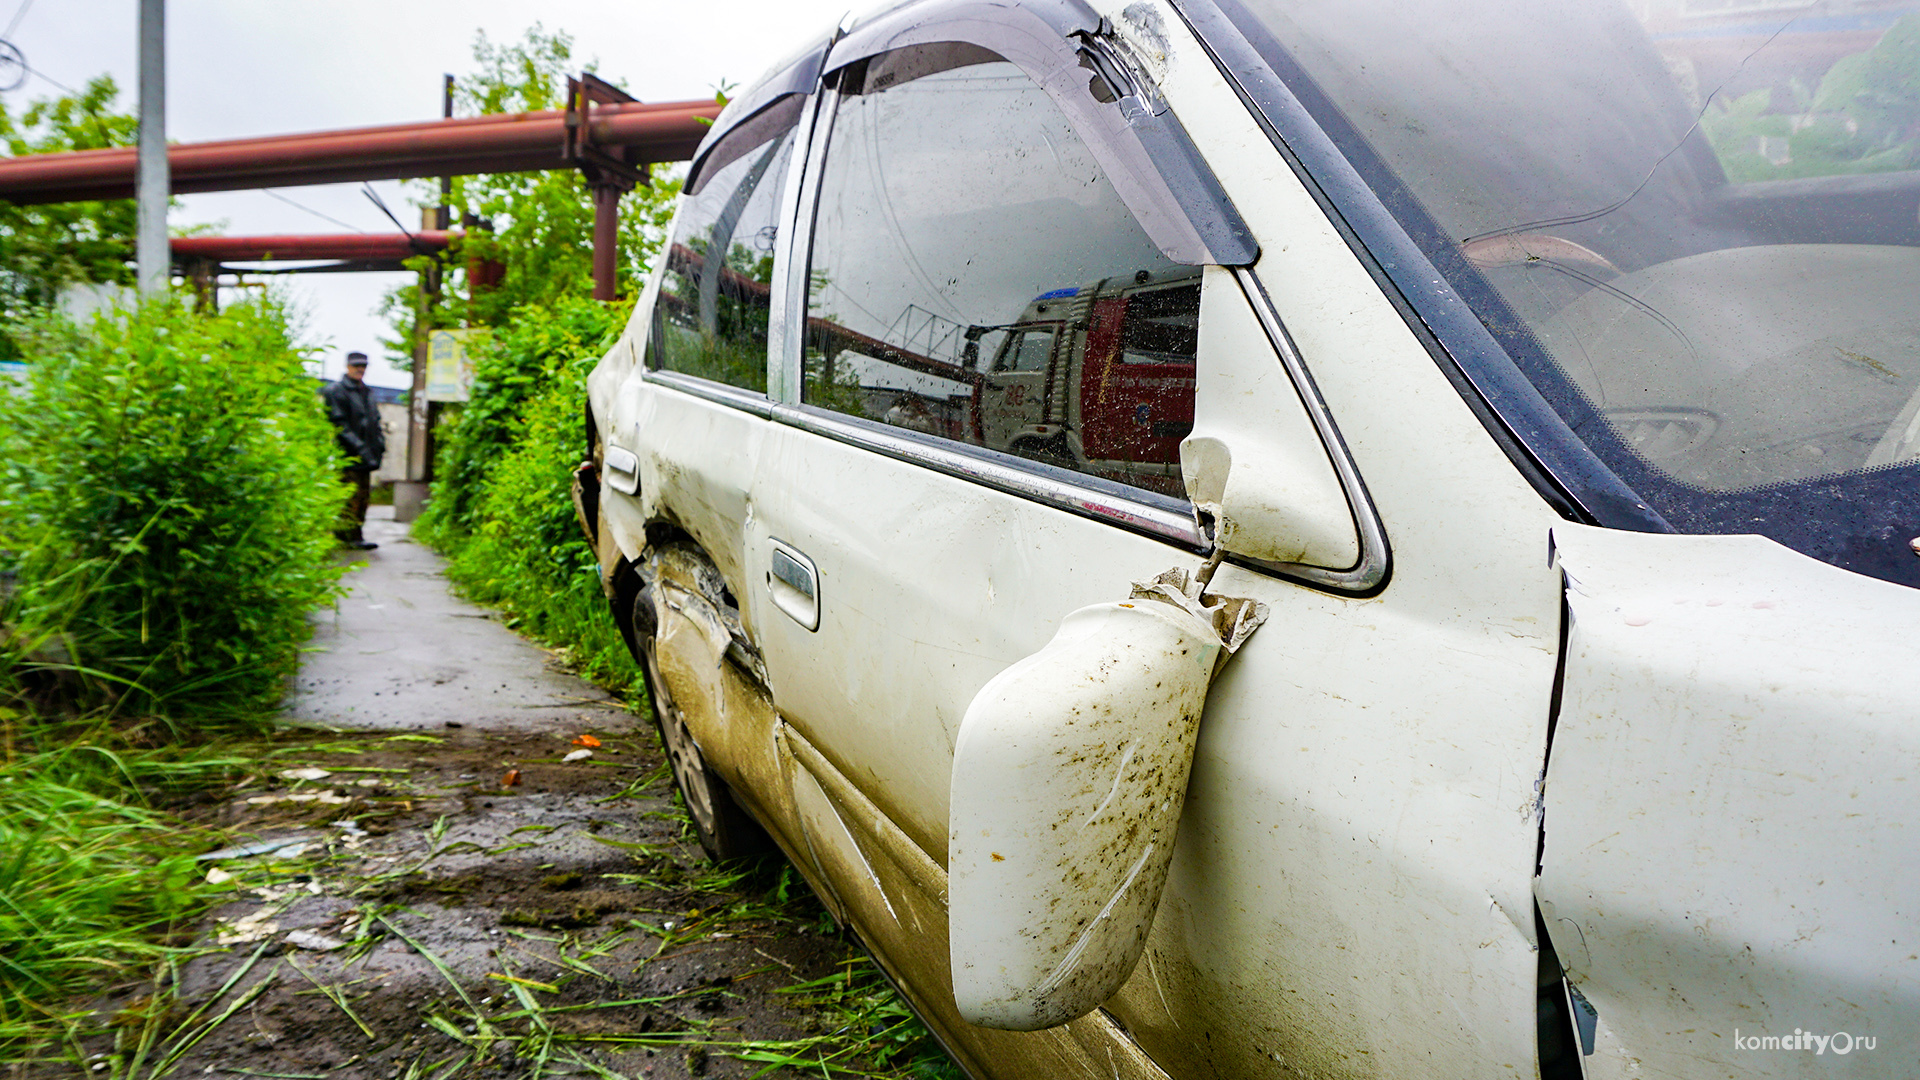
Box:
(645, 546, 790, 836)
(777, 720, 1178, 1080)
(1538, 524, 1920, 1079)
(949, 566, 1267, 1030)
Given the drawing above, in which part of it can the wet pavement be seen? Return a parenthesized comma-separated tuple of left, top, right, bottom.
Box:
(50, 509, 884, 1079)
(287, 506, 626, 733)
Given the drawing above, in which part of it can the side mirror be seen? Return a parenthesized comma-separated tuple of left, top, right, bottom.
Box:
(949, 570, 1264, 1030)
(1180, 267, 1358, 570)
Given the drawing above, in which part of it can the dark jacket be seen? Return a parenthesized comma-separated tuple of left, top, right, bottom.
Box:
(323, 377, 386, 471)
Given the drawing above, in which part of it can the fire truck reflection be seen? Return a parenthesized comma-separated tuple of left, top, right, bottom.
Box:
(807, 268, 1200, 499)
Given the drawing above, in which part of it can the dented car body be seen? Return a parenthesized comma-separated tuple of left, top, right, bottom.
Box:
(578, 0, 1920, 1076)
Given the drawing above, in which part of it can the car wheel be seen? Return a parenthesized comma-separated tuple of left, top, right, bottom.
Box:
(631, 569, 772, 865)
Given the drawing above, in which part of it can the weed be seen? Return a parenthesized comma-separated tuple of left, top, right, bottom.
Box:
(0, 731, 246, 1053)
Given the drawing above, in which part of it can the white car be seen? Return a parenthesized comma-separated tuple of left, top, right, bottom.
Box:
(577, 0, 1920, 1076)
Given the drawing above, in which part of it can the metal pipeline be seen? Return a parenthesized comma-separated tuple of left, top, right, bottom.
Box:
(0, 99, 720, 205)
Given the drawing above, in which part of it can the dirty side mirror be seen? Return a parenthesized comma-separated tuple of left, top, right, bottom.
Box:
(949, 570, 1265, 1031)
(1181, 267, 1358, 570)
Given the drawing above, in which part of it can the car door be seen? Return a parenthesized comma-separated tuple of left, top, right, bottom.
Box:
(744, 1, 1571, 1077)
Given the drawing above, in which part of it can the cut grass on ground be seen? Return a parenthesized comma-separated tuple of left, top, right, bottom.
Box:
(2, 724, 965, 1079)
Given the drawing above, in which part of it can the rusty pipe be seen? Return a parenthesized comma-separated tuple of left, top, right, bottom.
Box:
(0, 99, 719, 206)
(170, 231, 455, 263)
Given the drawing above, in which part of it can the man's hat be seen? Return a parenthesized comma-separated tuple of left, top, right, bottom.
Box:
(345, 351, 369, 366)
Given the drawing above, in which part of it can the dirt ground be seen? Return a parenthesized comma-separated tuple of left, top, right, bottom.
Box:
(50, 511, 958, 1080)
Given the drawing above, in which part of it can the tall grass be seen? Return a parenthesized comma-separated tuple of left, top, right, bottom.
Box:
(0, 737, 241, 1045)
(416, 296, 639, 696)
(0, 296, 344, 726)
(0, 296, 343, 1056)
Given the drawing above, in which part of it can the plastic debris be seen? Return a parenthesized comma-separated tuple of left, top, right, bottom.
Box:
(285, 929, 346, 952)
(215, 909, 281, 945)
(502, 769, 522, 787)
(245, 792, 353, 807)
(205, 867, 233, 885)
(279, 767, 332, 781)
(196, 835, 316, 861)
(561, 749, 594, 763)
(572, 734, 601, 748)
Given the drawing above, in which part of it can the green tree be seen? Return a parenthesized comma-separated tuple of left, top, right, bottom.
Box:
(0, 77, 138, 348)
(380, 24, 681, 359)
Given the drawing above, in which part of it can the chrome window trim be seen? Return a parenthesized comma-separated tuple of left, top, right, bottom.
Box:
(643, 369, 776, 419)
(749, 269, 1389, 593)
(1231, 267, 1390, 596)
(772, 87, 838, 406)
(770, 402, 1206, 550)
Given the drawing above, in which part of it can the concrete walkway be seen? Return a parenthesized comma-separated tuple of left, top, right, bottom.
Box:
(285, 505, 626, 732)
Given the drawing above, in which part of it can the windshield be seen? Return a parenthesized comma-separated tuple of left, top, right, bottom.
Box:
(1221, 0, 1920, 587)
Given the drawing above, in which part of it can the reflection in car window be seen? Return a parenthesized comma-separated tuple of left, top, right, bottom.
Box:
(804, 49, 1199, 498)
(1225, 0, 1920, 586)
(651, 100, 801, 394)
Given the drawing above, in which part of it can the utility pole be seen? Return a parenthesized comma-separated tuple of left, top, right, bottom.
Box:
(392, 75, 456, 524)
(135, 0, 168, 294)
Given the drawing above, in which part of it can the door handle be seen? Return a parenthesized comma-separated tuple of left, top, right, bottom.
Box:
(768, 540, 820, 632)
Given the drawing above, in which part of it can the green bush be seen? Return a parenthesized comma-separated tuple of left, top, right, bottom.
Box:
(418, 296, 639, 695)
(0, 296, 344, 725)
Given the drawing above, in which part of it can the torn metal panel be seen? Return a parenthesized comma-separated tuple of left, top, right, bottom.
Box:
(1539, 524, 1920, 1079)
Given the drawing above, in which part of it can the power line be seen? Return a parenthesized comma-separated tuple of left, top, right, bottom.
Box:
(262, 188, 366, 233)
(24, 62, 72, 96)
(4, 0, 32, 41)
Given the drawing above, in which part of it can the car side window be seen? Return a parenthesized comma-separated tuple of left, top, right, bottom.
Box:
(651, 99, 802, 394)
(803, 47, 1200, 499)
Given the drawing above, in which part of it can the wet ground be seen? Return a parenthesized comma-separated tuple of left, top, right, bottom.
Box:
(61, 510, 954, 1080)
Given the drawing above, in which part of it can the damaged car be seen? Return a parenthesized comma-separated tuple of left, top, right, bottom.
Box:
(575, 0, 1920, 1076)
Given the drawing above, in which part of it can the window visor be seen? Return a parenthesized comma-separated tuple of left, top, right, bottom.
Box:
(826, 0, 1257, 267)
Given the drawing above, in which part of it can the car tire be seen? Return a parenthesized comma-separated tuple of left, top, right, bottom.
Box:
(630, 562, 774, 865)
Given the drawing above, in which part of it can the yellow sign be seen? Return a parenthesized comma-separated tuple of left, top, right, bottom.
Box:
(425, 328, 483, 402)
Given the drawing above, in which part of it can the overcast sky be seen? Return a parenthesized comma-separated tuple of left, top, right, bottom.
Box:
(12, 0, 855, 387)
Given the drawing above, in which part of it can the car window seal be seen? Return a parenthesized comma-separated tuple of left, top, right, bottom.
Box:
(644, 368, 776, 419)
(771, 88, 836, 405)
(772, 401, 1207, 550)
(1231, 267, 1391, 597)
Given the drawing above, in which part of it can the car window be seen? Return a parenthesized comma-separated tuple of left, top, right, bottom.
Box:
(651, 100, 802, 394)
(996, 329, 1057, 374)
(1219, 0, 1920, 586)
(803, 47, 1200, 499)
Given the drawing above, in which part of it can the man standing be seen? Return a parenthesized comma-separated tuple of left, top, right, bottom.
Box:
(324, 351, 386, 550)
